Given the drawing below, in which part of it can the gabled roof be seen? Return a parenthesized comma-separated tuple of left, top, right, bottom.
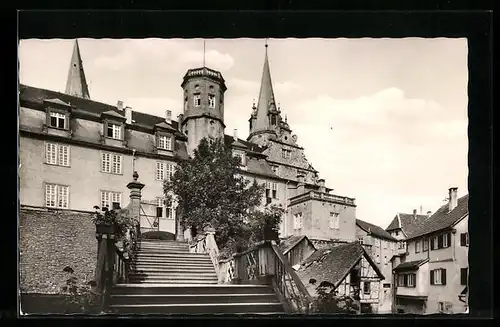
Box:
(407, 194, 469, 240)
(296, 242, 384, 294)
(44, 98, 71, 107)
(386, 212, 428, 237)
(393, 259, 429, 272)
(278, 235, 315, 255)
(155, 121, 177, 132)
(356, 219, 396, 241)
(101, 110, 126, 120)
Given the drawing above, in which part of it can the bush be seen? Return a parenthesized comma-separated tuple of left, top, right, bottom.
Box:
(59, 266, 100, 314)
(141, 231, 175, 241)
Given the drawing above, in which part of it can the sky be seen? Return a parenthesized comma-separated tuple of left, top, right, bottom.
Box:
(18, 38, 469, 229)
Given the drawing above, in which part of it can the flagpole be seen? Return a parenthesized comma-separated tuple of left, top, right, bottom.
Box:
(203, 39, 206, 67)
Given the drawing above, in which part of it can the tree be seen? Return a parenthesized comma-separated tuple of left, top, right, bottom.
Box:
(163, 137, 264, 251)
(247, 204, 284, 244)
(311, 283, 360, 314)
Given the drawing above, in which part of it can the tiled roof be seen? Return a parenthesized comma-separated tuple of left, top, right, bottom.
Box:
(386, 216, 400, 231)
(296, 242, 383, 295)
(278, 235, 313, 255)
(102, 110, 126, 119)
(406, 194, 469, 240)
(393, 259, 428, 272)
(356, 219, 396, 241)
(386, 212, 428, 237)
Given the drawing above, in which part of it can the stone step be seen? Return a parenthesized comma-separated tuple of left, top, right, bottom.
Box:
(132, 263, 215, 270)
(136, 252, 210, 258)
(128, 276, 218, 283)
(108, 302, 284, 314)
(110, 293, 279, 305)
(133, 267, 216, 274)
(129, 272, 217, 278)
(112, 284, 275, 295)
(127, 279, 219, 284)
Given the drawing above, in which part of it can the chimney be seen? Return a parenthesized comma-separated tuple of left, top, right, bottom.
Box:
(165, 110, 172, 124)
(318, 179, 326, 193)
(233, 129, 238, 142)
(177, 114, 184, 131)
(125, 106, 132, 125)
(117, 100, 124, 111)
(297, 173, 305, 195)
(413, 209, 417, 219)
(126, 171, 145, 225)
(427, 211, 432, 218)
(448, 187, 458, 211)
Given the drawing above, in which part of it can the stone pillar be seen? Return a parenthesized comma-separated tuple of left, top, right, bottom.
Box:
(297, 173, 306, 195)
(126, 171, 145, 227)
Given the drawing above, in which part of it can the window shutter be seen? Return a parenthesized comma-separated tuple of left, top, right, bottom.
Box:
(412, 273, 417, 288)
(437, 235, 443, 248)
(446, 232, 452, 248)
(441, 268, 447, 285)
(430, 270, 434, 285)
(430, 238, 435, 250)
(460, 268, 468, 286)
(460, 233, 466, 246)
(156, 207, 163, 218)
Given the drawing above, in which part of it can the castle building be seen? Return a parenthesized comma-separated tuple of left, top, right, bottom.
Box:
(18, 40, 357, 242)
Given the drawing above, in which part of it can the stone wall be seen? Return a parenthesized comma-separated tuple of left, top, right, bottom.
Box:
(19, 208, 97, 294)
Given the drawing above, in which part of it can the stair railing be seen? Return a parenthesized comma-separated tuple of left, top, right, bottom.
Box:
(93, 220, 141, 312)
(229, 241, 313, 314)
(189, 227, 221, 278)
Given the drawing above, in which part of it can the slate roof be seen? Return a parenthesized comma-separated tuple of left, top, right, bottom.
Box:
(278, 235, 314, 255)
(406, 194, 469, 240)
(44, 98, 71, 106)
(296, 242, 384, 295)
(20, 84, 270, 151)
(386, 212, 428, 237)
(356, 219, 396, 241)
(393, 259, 429, 272)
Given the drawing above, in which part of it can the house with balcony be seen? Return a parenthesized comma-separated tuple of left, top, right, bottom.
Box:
(393, 187, 469, 314)
(355, 219, 398, 313)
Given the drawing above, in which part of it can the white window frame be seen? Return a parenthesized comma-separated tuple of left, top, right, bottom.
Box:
(156, 197, 174, 220)
(100, 190, 122, 209)
(49, 112, 66, 129)
(208, 94, 216, 108)
(107, 123, 121, 140)
(433, 269, 443, 285)
(101, 152, 122, 174)
(271, 182, 278, 199)
(329, 212, 340, 229)
(194, 94, 201, 107)
(443, 233, 449, 247)
(407, 273, 415, 287)
(363, 282, 371, 295)
(294, 213, 303, 230)
(374, 238, 381, 247)
(156, 162, 174, 181)
(281, 149, 291, 159)
(415, 240, 421, 253)
(158, 135, 172, 151)
(423, 237, 429, 251)
(45, 142, 70, 167)
(45, 183, 69, 209)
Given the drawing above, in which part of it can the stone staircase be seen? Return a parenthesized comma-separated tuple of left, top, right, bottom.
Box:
(107, 239, 285, 314)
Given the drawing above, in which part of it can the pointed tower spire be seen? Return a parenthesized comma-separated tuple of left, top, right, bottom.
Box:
(65, 39, 90, 99)
(249, 40, 278, 139)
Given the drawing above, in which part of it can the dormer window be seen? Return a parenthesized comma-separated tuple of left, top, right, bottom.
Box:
(194, 94, 201, 107)
(107, 123, 121, 139)
(50, 112, 66, 129)
(158, 135, 172, 151)
(233, 150, 246, 166)
(208, 94, 216, 108)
